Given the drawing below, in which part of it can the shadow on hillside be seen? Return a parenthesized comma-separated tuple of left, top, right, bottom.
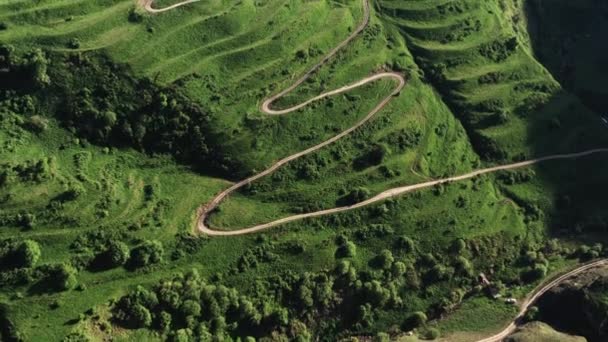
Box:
(523, 0, 608, 240)
(525, 0, 608, 114)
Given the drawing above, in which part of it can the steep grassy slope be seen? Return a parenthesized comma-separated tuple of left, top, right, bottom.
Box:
(378, 0, 608, 162)
(0, 0, 369, 175)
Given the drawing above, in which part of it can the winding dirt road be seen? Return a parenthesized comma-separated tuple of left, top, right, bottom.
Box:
(476, 258, 608, 342)
(200, 148, 608, 236)
(139, 0, 608, 237)
(139, 0, 201, 13)
(142, 0, 608, 340)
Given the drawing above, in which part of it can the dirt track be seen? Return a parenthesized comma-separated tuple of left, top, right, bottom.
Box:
(196, 148, 608, 236)
(475, 259, 608, 342)
(139, 0, 201, 13)
(140, 0, 608, 237)
(142, 0, 608, 340)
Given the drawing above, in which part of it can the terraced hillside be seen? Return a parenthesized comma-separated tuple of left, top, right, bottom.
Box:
(1, 0, 377, 174)
(1, 0, 608, 341)
(379, 0, 606, 161)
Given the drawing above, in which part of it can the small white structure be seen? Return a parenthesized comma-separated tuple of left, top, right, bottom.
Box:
(505, 297, 517, 305)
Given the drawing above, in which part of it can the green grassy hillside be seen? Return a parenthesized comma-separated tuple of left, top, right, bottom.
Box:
(0, 0, 608, 341)
(378, 0, 607, 161)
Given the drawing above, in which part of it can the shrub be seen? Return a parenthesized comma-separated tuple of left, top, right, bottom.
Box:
(15, 239, 41, 268)
(454, 256, 473, 276)
(25, 115, 48, 133)
(478, 37, 518, 62)
(354, 144, 390, 169)
(63, 331, 93, 341)
(342, 187, 371, 205)
(335, 241, 357, 258)
(395, 236, 415, 253)
(159, 311, 172, 331)
(522, 264, 547, 282)
(131, 304, 152, 328)
(428, 264, 451, 282)
(354, 224, 394, 240)
(113, 286, 158, 328)
(374, 332, 390, 342)
(180, 299, 201, 318)
(450, 239, 466, 254)
(360, 281, 390, 307)
(61, 184, 85, 201)
(422, 327, 440, 340)
(18, 213, 36, 229)
(48, 263, 78, 291)
(67, 38, 81, 49)
(24, 49, 51, 87)
(391, 261, 407, 277)
(129, 240, 164, 268)
(524, 306, 539, 322)
(373, 250, 394, 270)
(105, 240, 130, 268)
(405, 311, 427, 329)
(128, 8, 144, 23)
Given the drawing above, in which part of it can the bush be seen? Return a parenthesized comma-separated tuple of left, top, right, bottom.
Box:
(63, 331, 93, 341)
(450, 239, 466, 254)
(354, 144, 390, 169)
(0, 238, 42, 270)
(131, 304, 152, 328)
(48, 263, 78, 291)
(454, 256, 473, 276)
(128, 8, 144, 23)
(25, 115, 48, 133)
(341, 187, 371, 205)
(335, 260, 351, 275)
(105, 240, 130, 267)
(524, 306, 539, 322)
(180, 299, 201, 318)
(522, 264, 547, 283)
(19, 213, 36, 229)
(129, 240, 164, 268)
(15, 240, 41, 268)
(391, 261, 407, 277)
(25, 49, 51, 87)
(113, 286, 158, 328)
(395, 236, 415, 253)
(405, 311, 427, 329)
(67, 38, 81, 49)
(335, 241, 357, 258)
(61, 184, 85, 201)
(374, 332, 390, 342)
(422, 327, 440, 340)
(373, 250, 394, 270)
(428, 264, 451, 282)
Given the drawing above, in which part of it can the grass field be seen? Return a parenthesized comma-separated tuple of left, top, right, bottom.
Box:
(1, 0, 608, 340)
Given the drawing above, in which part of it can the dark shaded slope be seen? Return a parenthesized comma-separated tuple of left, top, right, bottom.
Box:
(526, 0, 608, 113)
(536, 268, 608, 342)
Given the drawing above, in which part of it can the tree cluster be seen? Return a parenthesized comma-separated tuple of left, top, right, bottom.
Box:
(0, 238, 41, 270)
(1, 47, 236, 177)
(113, 270, 297, 341)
